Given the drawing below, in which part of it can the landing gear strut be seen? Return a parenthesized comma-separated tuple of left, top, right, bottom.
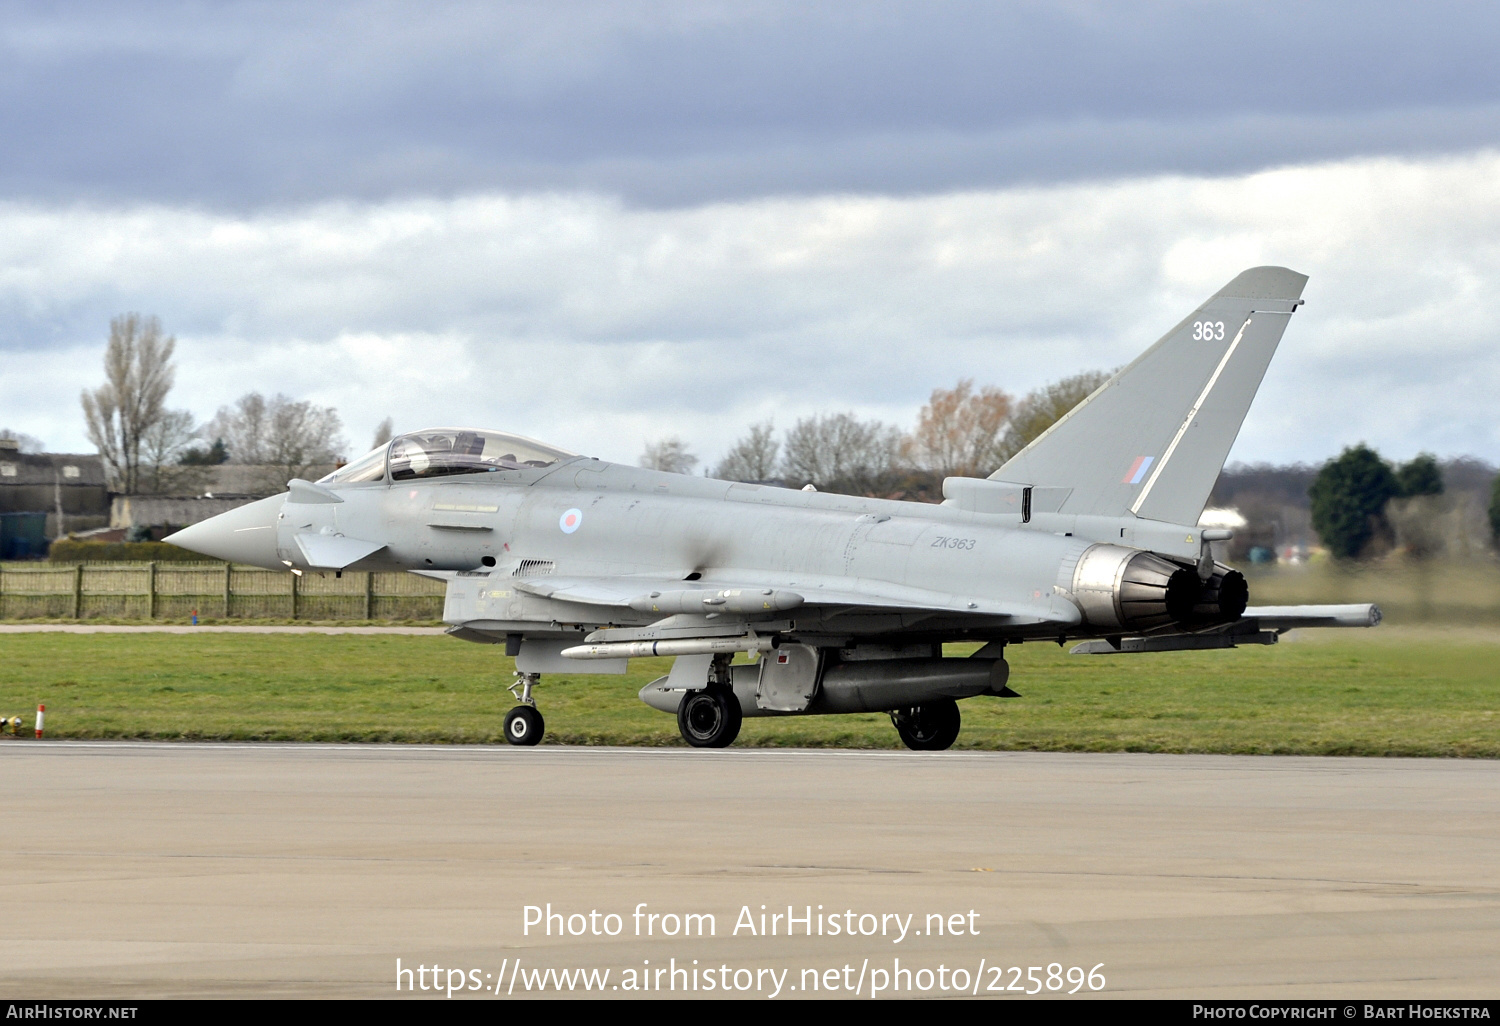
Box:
(504, 671, 545, 746)
(891, 698, 961, 751)
(676, 655, 742, 748)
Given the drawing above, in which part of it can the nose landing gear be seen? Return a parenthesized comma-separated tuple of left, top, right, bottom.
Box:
(503, 671, 545, 746)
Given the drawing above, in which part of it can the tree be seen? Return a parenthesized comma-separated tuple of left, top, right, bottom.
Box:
(80, 314, 178, 493)
(371, 417, 395, 451)
(206, 392, 346, 491)
(1308, 444, 1400, 559)
(907, 379, 1012, 478)
(1490, 475, 1500, 548)
(137, 408, 207, 494)
(1395, 453, 1443, 497)
(180, 438, 229, 465)
(713, 421, 779, 482)
(0, 429, 44, 453)
(995, 369, 1111, 465)
(640, 437, 698, 474)
(780, 412, 905, 495)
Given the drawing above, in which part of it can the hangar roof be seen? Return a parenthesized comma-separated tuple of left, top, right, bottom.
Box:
(0, 450, 107, 488)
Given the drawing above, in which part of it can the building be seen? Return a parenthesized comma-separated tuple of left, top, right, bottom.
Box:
(109, 494, 264, 537)
(0, 440, 110, 551)
(105, 464, 338, 537)
(1, 433, 343, 551)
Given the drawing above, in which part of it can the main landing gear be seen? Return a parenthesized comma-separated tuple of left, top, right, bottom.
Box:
(891, 698, 961, 751)
(504, 671, 545, 746)
(676, 655, 742, 749)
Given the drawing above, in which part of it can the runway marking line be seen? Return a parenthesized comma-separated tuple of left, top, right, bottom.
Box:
(1, 740, 1013, 759)
(3, 741, 1492, 777)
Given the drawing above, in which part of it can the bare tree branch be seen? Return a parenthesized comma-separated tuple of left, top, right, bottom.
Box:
(908, 378, 1012, 478)
(640, 436, 699, 474)
(996, 369, 1112, 465)
(713, 421, 779, 482)
(208, 392, 347, 492)
(781, 412, 905, 495)
(81, 314, 177, 493)
(138, 408, 207, 494)
(371, 417, 395, 450)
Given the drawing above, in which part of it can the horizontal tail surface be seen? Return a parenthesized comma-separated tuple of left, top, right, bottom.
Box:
(990, 266, 1308, 524)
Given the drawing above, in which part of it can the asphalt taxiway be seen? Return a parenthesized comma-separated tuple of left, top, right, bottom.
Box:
(1, 743, 1495, 998)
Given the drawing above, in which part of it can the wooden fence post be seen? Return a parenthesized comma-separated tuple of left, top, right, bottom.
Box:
(364, 571, 374, 620)
(146, 561, 157, 620)
(73, 563, 83, 619)
(223, 562, 232, 619)
(291, 570, 299, 620)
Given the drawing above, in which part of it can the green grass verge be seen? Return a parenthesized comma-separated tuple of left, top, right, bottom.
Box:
(0, 618, 446, 627)
(0, 629, 1497, 755)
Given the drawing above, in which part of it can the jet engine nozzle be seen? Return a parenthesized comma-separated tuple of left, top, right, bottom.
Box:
(1071, 543, 1200, 631)
(1189, 565, 1249, 625)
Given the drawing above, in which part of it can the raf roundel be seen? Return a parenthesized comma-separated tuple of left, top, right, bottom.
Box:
(559, 508, 583, 534)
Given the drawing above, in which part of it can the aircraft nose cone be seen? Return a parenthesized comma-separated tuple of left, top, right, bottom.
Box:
(164, 494, 286, 568)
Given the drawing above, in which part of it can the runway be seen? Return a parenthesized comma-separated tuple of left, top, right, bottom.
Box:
(1, 742, 1496, 999)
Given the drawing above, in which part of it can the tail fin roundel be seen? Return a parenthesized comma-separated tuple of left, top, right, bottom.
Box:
(989, 266, 1308, 525)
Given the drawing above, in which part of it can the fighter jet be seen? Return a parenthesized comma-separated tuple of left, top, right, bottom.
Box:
(167, 266, 1378, 750)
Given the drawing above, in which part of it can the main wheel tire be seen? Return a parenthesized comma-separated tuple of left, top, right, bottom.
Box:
(891, 698, 961, 751)
(503, 705, 545, 746)
(676, 687, 743, 748)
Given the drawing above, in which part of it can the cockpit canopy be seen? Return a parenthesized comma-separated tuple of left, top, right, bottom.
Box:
(318, 429, 576, 485)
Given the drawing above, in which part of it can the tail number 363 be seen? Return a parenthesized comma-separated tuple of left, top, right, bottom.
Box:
(1193, 320, 1226, 340)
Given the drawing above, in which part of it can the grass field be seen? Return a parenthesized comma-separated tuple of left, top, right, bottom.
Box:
(1, 628, 1497, 756)
(1244, 558, 1500, 625)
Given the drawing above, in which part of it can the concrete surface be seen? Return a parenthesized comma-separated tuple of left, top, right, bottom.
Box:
(0, 743, 1495, 999)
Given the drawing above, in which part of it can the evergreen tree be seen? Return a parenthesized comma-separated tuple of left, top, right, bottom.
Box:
(1395, 452, 1443, 497)
(1308, 444, 1399, 559)
(1489, 475, 1500, 547)
(180, 437, 229, 465)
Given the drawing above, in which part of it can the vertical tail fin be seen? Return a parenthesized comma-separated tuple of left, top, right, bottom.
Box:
(990, 266, 1308, 524)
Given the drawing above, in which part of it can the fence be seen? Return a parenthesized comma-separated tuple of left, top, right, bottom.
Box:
(0, 562, 446, 621)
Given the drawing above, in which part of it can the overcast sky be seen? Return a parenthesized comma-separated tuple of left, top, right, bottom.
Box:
(3, 1, 1498, 469)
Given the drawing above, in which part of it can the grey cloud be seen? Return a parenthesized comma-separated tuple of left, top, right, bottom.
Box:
(5, 153, 1500, 468)
(3, 1, 1500, 207)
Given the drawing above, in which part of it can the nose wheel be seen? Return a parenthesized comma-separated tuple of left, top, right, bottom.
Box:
(504, 705, 545, 746)
(504, 671, 545, 747)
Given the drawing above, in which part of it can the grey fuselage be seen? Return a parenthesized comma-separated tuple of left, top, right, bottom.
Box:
(261, 456, 1211, 646)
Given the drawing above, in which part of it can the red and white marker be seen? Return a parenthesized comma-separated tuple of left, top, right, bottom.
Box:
(35, 704, 44, 739)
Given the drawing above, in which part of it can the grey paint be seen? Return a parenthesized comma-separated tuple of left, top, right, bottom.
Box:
(991, 266, 1308, 525)
(639, 655, 1010, 718)
(515, 638, 627, 676)
(165, 268, 1376, 718)
(756, 644, 821, 712)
